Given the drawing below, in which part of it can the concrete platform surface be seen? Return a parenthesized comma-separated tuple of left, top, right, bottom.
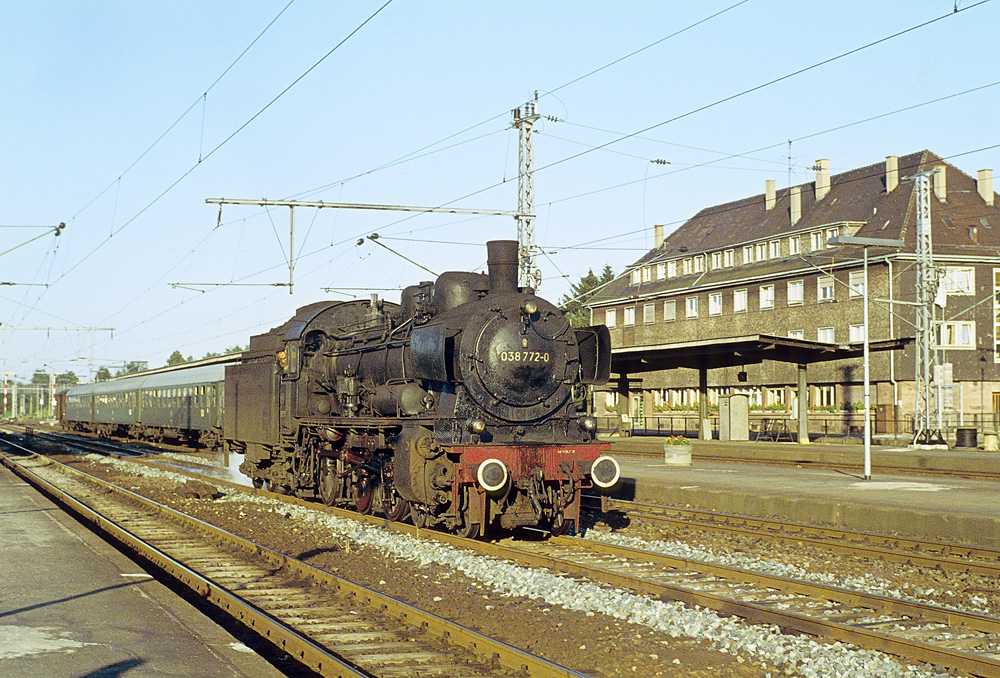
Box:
(0, 464, 286, 678)
(612, 450, 1000, 547)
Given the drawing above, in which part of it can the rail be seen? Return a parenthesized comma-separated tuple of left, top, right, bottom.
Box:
(0, 438, 587, 678)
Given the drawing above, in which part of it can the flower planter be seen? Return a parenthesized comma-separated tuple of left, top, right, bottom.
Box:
(663, 442, 692, 466)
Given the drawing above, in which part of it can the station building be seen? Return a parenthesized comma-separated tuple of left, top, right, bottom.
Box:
(587, 150, 1000, 436)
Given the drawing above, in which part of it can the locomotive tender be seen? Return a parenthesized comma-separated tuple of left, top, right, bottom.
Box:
(62, 240, 619, 537)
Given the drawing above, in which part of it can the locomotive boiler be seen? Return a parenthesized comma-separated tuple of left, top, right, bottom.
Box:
(226, 240, 618, 537)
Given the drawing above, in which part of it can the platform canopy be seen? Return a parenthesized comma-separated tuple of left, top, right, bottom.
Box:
(610, 333, 912, 374)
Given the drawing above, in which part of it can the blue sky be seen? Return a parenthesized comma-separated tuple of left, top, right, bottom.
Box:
(2, 0, 998, 382)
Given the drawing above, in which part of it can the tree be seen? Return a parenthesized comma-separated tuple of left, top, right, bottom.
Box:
(31, 370, 49, 385)
(95, 366, 112, 382)
(166, 350, 191, 366)
(114, 361, 148, 377)
(559, 265, 616, 328)
(55, 371, 78, 387)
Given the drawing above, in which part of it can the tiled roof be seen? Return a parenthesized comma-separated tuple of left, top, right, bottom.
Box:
(591, 150, 1000, 305)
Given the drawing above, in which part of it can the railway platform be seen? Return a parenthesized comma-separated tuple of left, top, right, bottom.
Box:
(605, 436, 1000, 548)
(0, 462, 285, 678)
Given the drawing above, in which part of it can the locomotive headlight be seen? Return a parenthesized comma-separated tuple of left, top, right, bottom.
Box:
(476, 458, 508, 492)
(466, 417, 487, 434)
(521, 299, 539, 316)
(590, 455, 621, 489)
(577, 415, 597, 431)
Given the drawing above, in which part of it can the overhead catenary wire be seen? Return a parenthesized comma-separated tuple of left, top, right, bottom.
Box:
(4, 0, 398, 366)
(18, 0, 753, 365)
(13, 2, 996, 371)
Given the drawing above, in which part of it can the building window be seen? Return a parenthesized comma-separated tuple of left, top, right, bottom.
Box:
(642, 267, 651, 283)
(723, 249, 734, 267)
(849, 324, 865, 342)
(760, 284, 774, 310)
(787, 280, 803, 306)
(826, 227, 839, 244)
(643, 303, 655, 324)
(942, 267, 974, 295)
(656, 263, 665, 280)
(734, 288, 748, 313)
(765, 387, 785, 407)
(682, 258, 692, 275)
(630, 269, 641, 285)
(664, 299, 676, 322)
(810, 232, 823, 251)
(624, 306, 635, 326)
(686, 296, 698, 319)
(711, 252, 722, 269)
(938, 321, 974, 348)
(788, 235, 800, 255)
(849, 270, 865, 297)
(605, 309, 616, 328)
(709, 293, 722, 316)
(816, 385, 835, 407)
(788, 329, 804, 339)
(818, 276, 835, 302)
(818, 327, 835, 343)
(995, 270, 1000, 361)
(769, 240, 780, 259)
(755, 243, 767, 261)
(667, 260, 677, 278)
(742, 245, 753, 264)
(694, 254, 706, 273)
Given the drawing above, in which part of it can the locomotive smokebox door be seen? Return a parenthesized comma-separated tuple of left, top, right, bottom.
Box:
(463, 302, 574, 422)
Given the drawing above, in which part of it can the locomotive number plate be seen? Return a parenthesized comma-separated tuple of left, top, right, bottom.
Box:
(498, 350, 550, 363)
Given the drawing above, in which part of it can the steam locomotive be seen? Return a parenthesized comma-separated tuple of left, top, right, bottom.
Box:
(62, 240, 619, 537)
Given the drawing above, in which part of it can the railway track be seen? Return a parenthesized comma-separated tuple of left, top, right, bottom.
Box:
(5, 425, 239, 482)
(0, 438, 587, 678)
(501, 536, 1000, 677)
(11, 428, 1000, 676)
(585, 496, 1000, 578)
(608, 444, 1000, 481)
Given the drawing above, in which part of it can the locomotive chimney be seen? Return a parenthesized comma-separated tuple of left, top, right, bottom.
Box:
(486, 240, 519, 294)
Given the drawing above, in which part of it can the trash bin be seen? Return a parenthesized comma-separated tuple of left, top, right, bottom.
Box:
(955, 427, 977, 448)
(984, 433, 999, 452)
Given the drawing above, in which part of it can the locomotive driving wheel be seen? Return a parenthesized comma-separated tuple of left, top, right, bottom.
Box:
(453, 487, 481, 539)
(410, 504, 430, 528)
(383, 489, 409, 522)
(550, 512, 574, 537)
(318, 458, 339, 506)
(355, 479, 375, 515)
(455, 514, 480, 539)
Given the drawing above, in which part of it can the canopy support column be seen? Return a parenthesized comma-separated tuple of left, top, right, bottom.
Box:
(699, 363, 711, 440)
(798, 363, 810, 444)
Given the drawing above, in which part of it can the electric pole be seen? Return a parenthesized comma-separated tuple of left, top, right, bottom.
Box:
(511, 92, 542, 290)
(203, 200, 519, 294)
(911, 169, 946, 447)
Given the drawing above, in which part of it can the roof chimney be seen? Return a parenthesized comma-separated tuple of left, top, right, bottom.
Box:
(814, 159, 830, 201)
(978, 169, 994, 206)
(885, 156, 898, 193)
(790, 186, 801, 226)
(654, 224, 664, 248)
(765, 179, 776, 210)
(933, 165, 947, 202)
